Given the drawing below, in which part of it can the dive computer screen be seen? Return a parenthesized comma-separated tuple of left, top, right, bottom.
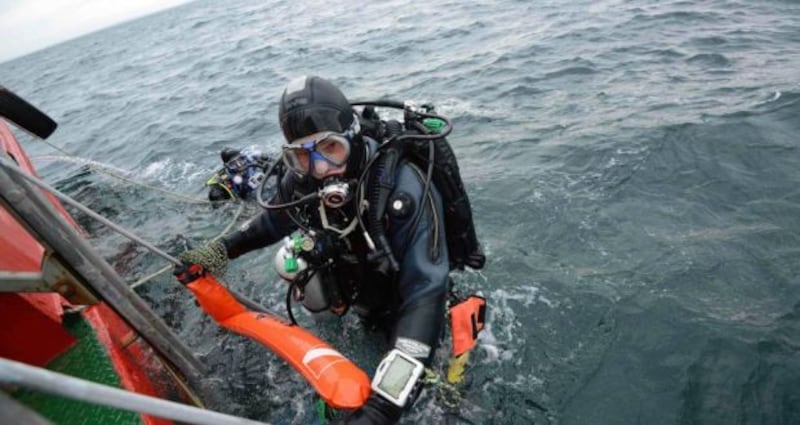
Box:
(377, 355, 416, 399)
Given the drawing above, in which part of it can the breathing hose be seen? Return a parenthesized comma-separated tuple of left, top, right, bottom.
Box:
(363, 120, 404, 271)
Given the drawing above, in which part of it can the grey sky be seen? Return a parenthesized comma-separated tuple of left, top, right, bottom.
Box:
(0, 0, 193, 62)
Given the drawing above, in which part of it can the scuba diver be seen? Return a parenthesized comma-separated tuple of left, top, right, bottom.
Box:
(177, 76, 485, 424)
(206, 147, 272, 202)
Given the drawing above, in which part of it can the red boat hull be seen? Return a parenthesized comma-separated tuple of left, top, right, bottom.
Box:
(0, 119, 190, 424)
(0, 119, 76, 365)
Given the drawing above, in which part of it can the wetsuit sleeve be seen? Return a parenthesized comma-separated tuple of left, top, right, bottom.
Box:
(334, 394, 401, 424)
(386, 163, 450, 366)
(221, 173, 297, 258)
(338, 164, 450, 425)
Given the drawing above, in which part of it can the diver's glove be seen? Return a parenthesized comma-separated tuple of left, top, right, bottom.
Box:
(332, 394, 402, 425)
(253, 153, 272, 170)
(175, 240, 229, 277)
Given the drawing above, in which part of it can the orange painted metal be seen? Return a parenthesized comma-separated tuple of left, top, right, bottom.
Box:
(0, 123, 44, 271)
(0, 119, 76, 365)
(1, 119, 185, 424)
(0, 121, 79, 274)
(0, 293, 76, 366)
(84, 303, 190, 425)
(186, 274, 371, 409)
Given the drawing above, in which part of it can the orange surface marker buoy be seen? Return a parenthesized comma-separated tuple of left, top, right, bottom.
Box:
(185, 274, 371, 409)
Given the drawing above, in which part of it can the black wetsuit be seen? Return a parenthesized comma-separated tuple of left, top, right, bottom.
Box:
(221, 140, 450, 424)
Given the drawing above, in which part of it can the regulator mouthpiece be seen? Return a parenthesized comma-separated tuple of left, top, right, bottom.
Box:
(319, 178, 352, 208)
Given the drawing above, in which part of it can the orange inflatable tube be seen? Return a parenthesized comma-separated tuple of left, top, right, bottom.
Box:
(184, 274, 370, 409)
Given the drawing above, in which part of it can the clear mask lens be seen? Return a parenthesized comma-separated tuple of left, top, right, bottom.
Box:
(282, 133, 351, 175)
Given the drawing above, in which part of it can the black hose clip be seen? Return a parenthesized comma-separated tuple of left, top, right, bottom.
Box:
(366, 235, 400, 273)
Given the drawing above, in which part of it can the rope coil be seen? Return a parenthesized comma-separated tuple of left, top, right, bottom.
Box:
(422, 368, 462, 409)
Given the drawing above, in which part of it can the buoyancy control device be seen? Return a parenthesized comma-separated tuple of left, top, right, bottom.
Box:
(353, 100, 485, 272)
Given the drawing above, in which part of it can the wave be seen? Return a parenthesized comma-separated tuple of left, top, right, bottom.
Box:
(686, 53, 732, 68)
(543, 66, 599, 80)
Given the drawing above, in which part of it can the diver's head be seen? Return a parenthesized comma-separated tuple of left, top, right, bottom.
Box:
(278, 76, 363, 181)
(220, 147, 241, 164)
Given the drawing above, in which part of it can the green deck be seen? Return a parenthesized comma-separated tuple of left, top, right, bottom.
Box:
(14, 313, 142, 425)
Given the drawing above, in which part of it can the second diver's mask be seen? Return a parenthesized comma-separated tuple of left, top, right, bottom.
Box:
(225, 154, 250, 173)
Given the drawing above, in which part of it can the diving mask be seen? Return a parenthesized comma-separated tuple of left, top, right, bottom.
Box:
(282, 132, 351, 176)
(225, 155, 250, 172)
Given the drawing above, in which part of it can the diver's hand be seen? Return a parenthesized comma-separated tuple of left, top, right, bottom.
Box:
(332, 394, 402, 425)
(254, 153, 272, 170)
(174, 240, 228, 277)
(172, 262, 205, 285)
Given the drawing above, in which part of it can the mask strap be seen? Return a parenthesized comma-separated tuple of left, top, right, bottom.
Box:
(343, 113, 361, 138)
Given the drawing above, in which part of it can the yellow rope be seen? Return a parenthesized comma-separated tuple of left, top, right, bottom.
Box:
(36, 139, 214, 204)
(129, 265, 172, 290)
(129, 202, 245, 289)
(31, 138, 246, 289)
(422, 368, 463, 408)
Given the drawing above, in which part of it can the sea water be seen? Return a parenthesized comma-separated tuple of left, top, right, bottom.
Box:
(2, 0, 800, 423)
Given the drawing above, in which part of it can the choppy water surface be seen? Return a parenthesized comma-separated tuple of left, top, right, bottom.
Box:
(3, 0, 800, 423)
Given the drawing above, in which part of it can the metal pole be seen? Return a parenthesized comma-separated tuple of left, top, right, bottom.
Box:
(0, 156, 270, 313)
(0, 357, 270, 425)
(0, 391, 53, 425)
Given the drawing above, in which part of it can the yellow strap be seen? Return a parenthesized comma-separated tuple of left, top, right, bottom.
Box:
(206, 172, 237, 199)
(446, 352, 470, 384)
(205, 170, 225, 186)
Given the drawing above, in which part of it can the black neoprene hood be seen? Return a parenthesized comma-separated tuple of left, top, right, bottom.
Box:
(279, 76, 354, 142)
